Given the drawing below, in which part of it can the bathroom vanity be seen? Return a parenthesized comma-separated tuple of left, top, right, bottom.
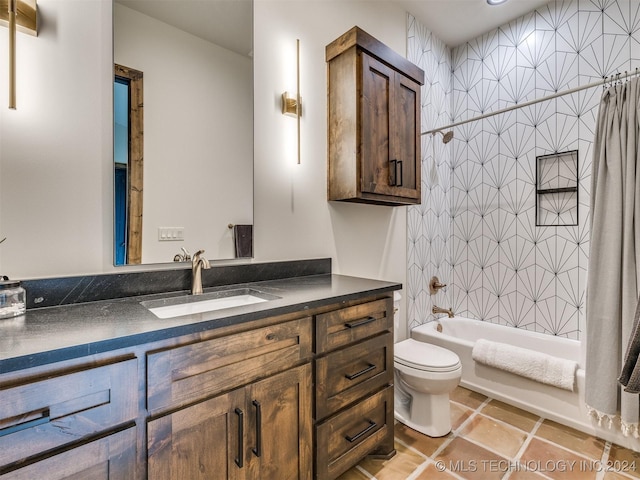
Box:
(0, 269, 399, 480)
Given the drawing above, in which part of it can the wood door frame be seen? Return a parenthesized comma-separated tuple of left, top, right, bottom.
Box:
(114, 64, 143, 264)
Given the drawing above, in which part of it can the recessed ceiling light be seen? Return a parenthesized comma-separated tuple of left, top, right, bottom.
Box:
(487, 0, 509, 5)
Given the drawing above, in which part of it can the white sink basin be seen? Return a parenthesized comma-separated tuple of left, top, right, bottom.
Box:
(142, 289, 279, 319)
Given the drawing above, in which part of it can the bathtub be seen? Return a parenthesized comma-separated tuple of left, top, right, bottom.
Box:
(410, 318, 591, 434)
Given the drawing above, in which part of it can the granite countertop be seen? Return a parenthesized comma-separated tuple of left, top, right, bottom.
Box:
(0, 274, 401, 374)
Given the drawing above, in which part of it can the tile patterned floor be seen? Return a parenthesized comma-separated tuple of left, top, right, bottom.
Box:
(337, 387, 640, 480)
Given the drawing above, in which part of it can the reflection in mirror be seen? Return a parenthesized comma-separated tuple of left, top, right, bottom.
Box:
(114, 64, 144, 265)
(113, 0, 253, 266)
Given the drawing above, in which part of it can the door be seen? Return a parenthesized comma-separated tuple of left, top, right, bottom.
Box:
(148, 388, 245, 480)
(246, 364, 312, 480)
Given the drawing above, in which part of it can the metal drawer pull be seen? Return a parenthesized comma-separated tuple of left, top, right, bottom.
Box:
(397, 160, 403, 187)
(252, 400, 262, 458)
(234, 408, 244, 468)
(345, 420, 377, 443)
(345, 363, 376, 380)
(0, 409, 50, 438)
(389, 159, 398, 186)
(344, 316, 376, 329)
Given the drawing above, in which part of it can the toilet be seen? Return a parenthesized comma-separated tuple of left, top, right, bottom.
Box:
(394, 338, 462, 437)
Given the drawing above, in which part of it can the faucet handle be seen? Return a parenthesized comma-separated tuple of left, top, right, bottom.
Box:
(192, 249, 211, 269)
(173, 247, 192, 262)
(429, 276, 447, 295)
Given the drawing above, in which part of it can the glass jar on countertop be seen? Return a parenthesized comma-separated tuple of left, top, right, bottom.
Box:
(0, 279, 26, 319)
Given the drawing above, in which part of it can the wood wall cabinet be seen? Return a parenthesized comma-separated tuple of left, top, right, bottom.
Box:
(327, 27, 425, 206)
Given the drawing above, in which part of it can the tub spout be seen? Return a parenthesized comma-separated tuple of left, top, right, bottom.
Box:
(432, 305, 454, 318)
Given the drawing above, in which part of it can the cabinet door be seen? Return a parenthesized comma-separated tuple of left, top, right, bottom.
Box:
(0, 428, 136, 480)
(148, 389, 246, 480)
(246, 364, 312, 480)
(360, 52, 394, 197)
(360, 52, 421, 202)
(391, 72, 421, 201)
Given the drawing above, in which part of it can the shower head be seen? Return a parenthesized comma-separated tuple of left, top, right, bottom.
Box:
(434, 130, 454, 144)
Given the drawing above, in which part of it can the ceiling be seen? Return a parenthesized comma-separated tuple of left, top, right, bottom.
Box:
(395, 0, 553, 47)
(116, 0, 553, 57)
(116, 0, 253, 57)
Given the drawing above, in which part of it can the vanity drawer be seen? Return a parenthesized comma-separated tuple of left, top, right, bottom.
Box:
(315, 386, 394, 480)
(316, 332, 393, 420)
(316, 297, 393, 354)
(0, 357, 138, 468)
(147, 316, 313, 413)
(0, 427, 137, 479)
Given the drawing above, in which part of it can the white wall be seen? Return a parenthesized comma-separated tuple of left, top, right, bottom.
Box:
(0, 0, 409, 334)
(253, 0, 409, 339)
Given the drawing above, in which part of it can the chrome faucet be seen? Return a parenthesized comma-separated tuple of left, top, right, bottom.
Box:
(432, 305, 454, 318)
(191, 249, 211, 295)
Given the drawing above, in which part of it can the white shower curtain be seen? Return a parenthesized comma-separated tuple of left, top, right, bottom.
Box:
(586, 77, 640, 437)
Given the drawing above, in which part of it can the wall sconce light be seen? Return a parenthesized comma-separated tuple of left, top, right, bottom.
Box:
(1, 0, 37, 109)
(281, 39, 301, 164)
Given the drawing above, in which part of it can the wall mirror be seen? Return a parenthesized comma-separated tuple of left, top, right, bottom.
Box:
(113, 0, 254, 266)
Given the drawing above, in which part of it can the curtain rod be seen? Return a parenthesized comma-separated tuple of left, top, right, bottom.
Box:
(421, 69, 639, 136)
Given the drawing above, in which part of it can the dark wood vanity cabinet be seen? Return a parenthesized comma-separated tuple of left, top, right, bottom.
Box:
(327, 27, 424, 206)
(0, 290, 396, 480)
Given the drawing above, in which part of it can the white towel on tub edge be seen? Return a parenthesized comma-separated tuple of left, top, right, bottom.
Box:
(471, 338, 578, 391)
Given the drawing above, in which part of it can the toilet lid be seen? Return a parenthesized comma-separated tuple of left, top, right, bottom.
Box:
(395, 339, 461, 372)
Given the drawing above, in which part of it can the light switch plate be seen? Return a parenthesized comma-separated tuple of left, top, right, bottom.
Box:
(158, 227, 184, 241)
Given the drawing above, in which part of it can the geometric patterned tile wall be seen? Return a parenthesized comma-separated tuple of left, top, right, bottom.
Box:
(407, 0, 640, 340)
(407, 14, 453, 332)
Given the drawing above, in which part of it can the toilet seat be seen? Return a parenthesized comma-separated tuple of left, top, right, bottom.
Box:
(395, 339, 461, 373)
